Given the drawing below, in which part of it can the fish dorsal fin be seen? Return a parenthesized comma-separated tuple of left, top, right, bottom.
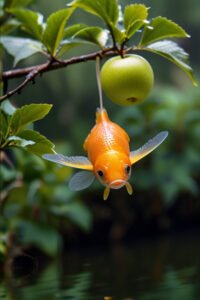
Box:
(43, 153, 93, 170)
(69, 171, 95, 191)
(96, 108, 110, 124)
(130, 131, 168, 164)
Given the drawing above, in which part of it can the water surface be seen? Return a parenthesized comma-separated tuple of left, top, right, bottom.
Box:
(0, 233, 200, 300)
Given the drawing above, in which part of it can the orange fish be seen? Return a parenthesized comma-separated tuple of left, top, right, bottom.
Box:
(43, 108, 168, 200)
(43, 57, 168, 200)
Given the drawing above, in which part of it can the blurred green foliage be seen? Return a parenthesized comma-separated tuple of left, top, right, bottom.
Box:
(1, 85, 199, 258)
(0, 102, 54, 154)
(0, 0, 199, 264)
(117, 86, 200, 203)
(1, 145, 92, 256)
(0, 0, 196, 81)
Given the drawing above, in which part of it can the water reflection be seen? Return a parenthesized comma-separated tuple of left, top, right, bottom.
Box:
(0, 233, 200, 300)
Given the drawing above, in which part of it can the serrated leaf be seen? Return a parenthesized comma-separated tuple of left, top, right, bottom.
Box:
(63, 23, 88, 39)
(74, 26, 108, 47)
(17, 129, 55, 155)
(0, 36, 44, 66)
(124, 4, 148, 38)
(10, 103, 52, 135)
(10, 9, 44, 40)
(42, 8, 74, 55)
(51, 201, 92, 231)
(140, 16, 190, 46)
(58, 23, 88, 56)
(146, 40, 197, 86)
(69, 0, 119, 26)
(58, 25, 108, 56)
(57, 40, 82, 57)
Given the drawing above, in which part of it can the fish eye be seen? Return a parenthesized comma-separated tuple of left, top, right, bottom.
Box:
(97, 170, 104, 178)
(125, 165, 131, 175)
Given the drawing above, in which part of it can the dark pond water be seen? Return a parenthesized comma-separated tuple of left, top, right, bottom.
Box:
(0, 233, 200, 300)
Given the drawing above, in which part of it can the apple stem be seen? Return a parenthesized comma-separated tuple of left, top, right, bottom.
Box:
(96, 56, 104, 110)
(120, 36, 130, 58)
(120, 51, 124, 58)
(119, 46, 124, 58)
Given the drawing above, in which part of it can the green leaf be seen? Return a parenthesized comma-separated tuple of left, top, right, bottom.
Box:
(57, 40, 82, 57)
(63, 23, 88, 39)
(18, 220, 60, 256)
(140, 16, 190, 46)
(8, 135, 35, 147)
(74, 26, 108, 47)
(5, 186, 27, 205)
(42, 8, 74, 55)
(109, 24, 126, 44)
(0, 233, 6, 255)
(10, 9, 44, 40)
(0, 36, 44, 66)
(0, 164, 17, 182)
(57, 24, 88, 56)
(0, 19, 20, 35)
(1, 100, 16, 115)
(69, 0, 119, 26)
(145, 40, 197, 86)
(51, 201, 92, 231)
(4, 0, 34, 9)
(17, 129, 55, 155)
(0, 242, 6, 255)
(124, 4, 149, 38)
(0, 110, 8, 141)
(10, 103, 52, 135)
(58, 25, 108, 55)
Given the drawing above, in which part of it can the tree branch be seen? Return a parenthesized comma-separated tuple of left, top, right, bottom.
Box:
(0, 48, 117, 102)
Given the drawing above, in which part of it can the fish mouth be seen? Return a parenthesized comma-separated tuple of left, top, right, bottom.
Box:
(110, 180, 133, 194)
(103, 181, 133, 200)
(109, 179, 126, 189)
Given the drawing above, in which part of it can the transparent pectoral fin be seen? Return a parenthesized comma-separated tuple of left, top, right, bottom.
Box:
(130, 131, 168, 164)
(69, 171, 95, 191)
(42, 153, 93, 170)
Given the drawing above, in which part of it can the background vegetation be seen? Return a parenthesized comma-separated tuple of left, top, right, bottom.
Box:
(0, 0, 199, 266)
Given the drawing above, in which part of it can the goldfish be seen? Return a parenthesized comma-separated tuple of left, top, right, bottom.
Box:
(43, 108, 168, 200)
(43, 57, 168, 200)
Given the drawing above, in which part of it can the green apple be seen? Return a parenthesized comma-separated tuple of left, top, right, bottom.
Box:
(100, 54, 154, 105)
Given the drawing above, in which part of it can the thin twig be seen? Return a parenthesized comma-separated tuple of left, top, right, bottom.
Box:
(1, 48, 117, 102)
(0, 68, 43, 102)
